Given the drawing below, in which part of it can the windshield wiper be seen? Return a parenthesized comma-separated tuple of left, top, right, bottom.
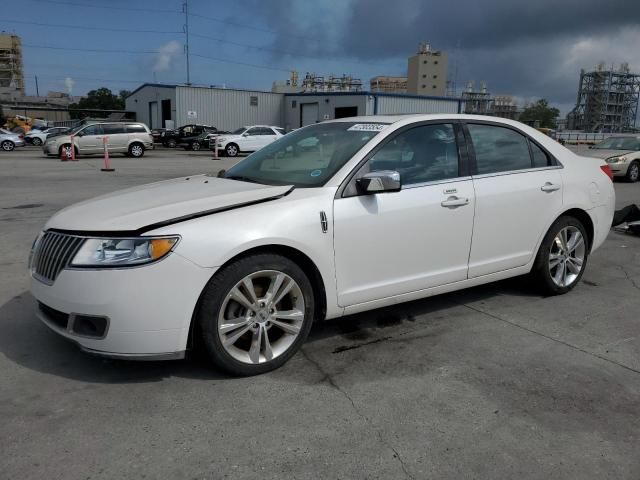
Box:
(224, 175, 261, 184)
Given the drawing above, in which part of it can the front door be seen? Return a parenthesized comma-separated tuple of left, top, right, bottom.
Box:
(464, 122, 564, 277)
(333, 123, 475, 307)
(75, 124, 104, 153)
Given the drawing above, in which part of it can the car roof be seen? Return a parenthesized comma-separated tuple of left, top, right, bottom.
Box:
(325, 113, 532, 129)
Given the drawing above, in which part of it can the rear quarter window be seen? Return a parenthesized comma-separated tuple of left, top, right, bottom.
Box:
(126, 124, 147, 133)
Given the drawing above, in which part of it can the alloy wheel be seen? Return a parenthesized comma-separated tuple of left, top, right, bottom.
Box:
(131, 145, 143, 157)
(629, 163, 639, 182)
(32, 138, 42, 146)
(191, 142, 201, 151)
(217, 270, 305, 365)
(226, 145, 238, 157)
(2, 141, 14, 151)
(548, 226, 585, 287)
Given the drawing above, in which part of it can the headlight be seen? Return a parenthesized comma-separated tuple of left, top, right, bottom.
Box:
(28, 232, 44, 269)
(70, 236, 179, 268)
(606, 155, 627, 163)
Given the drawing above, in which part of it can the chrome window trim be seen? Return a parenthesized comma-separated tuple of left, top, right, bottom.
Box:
(401, 175, 473, 190)
(470, 164, 564, 180)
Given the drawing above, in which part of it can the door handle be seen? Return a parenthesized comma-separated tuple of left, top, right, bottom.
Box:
(540, 182, 561, 192)
(441, 196, 469, 208)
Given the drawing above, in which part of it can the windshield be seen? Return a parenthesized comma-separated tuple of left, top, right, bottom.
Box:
(224, 121, 388, 187)
(0, 128, 11, 135)
(231, 127, 247, 135)
(593, 137, 640, 150)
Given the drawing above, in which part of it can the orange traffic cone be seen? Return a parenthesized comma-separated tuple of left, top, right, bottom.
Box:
(60, 146, 68, 162)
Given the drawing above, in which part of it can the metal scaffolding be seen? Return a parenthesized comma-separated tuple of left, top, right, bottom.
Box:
(569, 63, 640, 132)
(0, 34, 25, 97)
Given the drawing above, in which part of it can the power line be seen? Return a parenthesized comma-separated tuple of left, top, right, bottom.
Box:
(26, 0, 180, 14)
(191, 53, 290, 73)
(2, 18, 182, 34)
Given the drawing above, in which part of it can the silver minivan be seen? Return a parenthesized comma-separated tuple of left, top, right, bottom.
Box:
(43, 122, 153, 158)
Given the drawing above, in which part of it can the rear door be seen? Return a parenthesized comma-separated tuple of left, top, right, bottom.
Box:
(256, 127, 280, 149)
(464, 122, 564, 277)
(103, 124, 127, 152)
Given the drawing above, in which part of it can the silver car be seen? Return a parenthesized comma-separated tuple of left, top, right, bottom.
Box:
(43, 122, 153, 158)
(583, 135, 640, 182)
(0, 128, 25, 151)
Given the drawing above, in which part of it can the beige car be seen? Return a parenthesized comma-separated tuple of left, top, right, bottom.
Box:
(583, 135, 640, 182)
(43, 122, 153, 158)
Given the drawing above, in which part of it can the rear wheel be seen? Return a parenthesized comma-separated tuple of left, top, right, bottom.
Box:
(166, 138, 177, 148)
(198, 253, 315, 376)
(128, 143, 144, 158)
(225, 143, 239, 157)
(1, 140, 15, 151)
(530, 216, 588, 295)
(625, 161, 639, 183)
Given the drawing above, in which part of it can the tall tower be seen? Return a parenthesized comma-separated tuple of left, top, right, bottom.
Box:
(407, 42, 448, 96)
(0, 33, 25, 100)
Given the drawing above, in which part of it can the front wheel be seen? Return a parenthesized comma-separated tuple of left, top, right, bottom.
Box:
(530, 216, 588, 295)
(225, 143, 239, 157)
(191, 141, 201, 151)
(198, 253, 315, 376)
(625, 161, 639, 183)
(1, 140, 15, 151)
(166, 138, 177, 148)
(32, 137, 43, 146)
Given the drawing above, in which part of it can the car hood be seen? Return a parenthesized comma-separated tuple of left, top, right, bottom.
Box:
(581, 148, 636, 159)
(45, 175, 293, 232)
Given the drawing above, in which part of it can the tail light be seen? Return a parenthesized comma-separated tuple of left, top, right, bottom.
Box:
(19, 134, 24, 139)
(600, 164, 614, 181)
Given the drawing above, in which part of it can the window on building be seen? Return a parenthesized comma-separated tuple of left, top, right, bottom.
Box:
(292, 100, 297, 108)
(434, 60, 439, 64)
(422, 84, 426, 88)
(423, 60, 427, 64)
(422, 74, 426, 78)
(433, 75, 438, 79)
(467, 124, 533, 174)
(250, 96, 258, 106)
(433, 85, 437, 89)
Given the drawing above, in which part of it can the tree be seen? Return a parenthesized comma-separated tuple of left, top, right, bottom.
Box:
(69, 87, 129, 119)
(519, 99, 560, 129)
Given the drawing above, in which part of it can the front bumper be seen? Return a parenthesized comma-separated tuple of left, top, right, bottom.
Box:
(43, 143, 58, 155)
(31, 251, 215, 358)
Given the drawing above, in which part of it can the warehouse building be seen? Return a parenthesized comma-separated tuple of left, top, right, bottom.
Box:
(126, 83, 464, 132)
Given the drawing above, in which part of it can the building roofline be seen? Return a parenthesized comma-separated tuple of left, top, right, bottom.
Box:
(126, 83, 178, 98)
(283, 91, 461, 102)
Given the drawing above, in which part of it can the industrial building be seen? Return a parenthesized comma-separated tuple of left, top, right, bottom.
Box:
(272, 71, 362, 94)
(126, 83, 465, 132)
(462, 81, 493, 115)
(407, 43, 448, 96)
(568, 63, 640, 132)
(370, 76, 408, 94)
(0, 33, 25, 100)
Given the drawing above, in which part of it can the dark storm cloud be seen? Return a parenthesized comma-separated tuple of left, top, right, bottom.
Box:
(245, 0, 640, 110)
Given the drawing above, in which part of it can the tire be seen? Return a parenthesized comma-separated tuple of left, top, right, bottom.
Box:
(32, 137, 43, 146)
(166, 138, 177, 148)
(1, 140, 15, 151)
(191, 142, 201, 151)
(198, 253, 315, 376)
(128, 143, 144, 158)
(625, 161, 639, 183)
(530, 216, 589, 295)
(58, 144, 76, 157)
(225, 143, 239, 157)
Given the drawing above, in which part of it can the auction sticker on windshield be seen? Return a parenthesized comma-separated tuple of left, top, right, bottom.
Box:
(347, 124, 387, 132)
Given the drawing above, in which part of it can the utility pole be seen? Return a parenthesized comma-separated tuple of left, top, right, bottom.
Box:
(35, 75, 39, 97)
(183, 0, 191, 85)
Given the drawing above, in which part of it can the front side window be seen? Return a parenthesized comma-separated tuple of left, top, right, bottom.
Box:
(357, 123, 459, 186)
(224, 122, 386, 187)
(81, 125, 103, 136)
(232, 127, 247, 135)
(467, 124, 532, 174)
(275, 128, 286, 135)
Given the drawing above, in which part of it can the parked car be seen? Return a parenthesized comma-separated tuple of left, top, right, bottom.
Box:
(161, 124, 218, 148)
(150, 128, 167, 143)
(29, 115, 615, 376)
(216, 125, 285, 157)
(0, 128, 25, 151)
(583, 135, 640, 182)
(43, 122, 153, 158)
(25, 127, 71, 146)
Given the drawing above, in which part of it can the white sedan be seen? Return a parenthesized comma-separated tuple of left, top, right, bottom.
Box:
(216, 125, 285, 157)
(30, 115, 615, 375)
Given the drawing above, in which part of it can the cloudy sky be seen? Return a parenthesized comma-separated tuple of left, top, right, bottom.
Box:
(3, 0, 639, 114)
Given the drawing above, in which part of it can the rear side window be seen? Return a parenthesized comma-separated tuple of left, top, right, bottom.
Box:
(530, 141, 551, 167)
(467, 124, 531, 174)
(103, 124, 125, 135)
(127, 124, 147, 133)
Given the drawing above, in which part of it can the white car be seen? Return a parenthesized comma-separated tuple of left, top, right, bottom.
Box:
(30, 115, 615, 376)
(216, 125, 285, 157)
(0, 128, 25, 151)
(25, 127, 69, 146)
(582, 135, 640, 182)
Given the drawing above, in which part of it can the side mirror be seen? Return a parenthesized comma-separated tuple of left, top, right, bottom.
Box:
(356, 170, 401, 195)
(242, 132, 250, 137)
(75, 131, 83, 137)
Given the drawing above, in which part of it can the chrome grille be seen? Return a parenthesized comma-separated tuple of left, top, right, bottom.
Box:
(32, 232, 84, 284)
